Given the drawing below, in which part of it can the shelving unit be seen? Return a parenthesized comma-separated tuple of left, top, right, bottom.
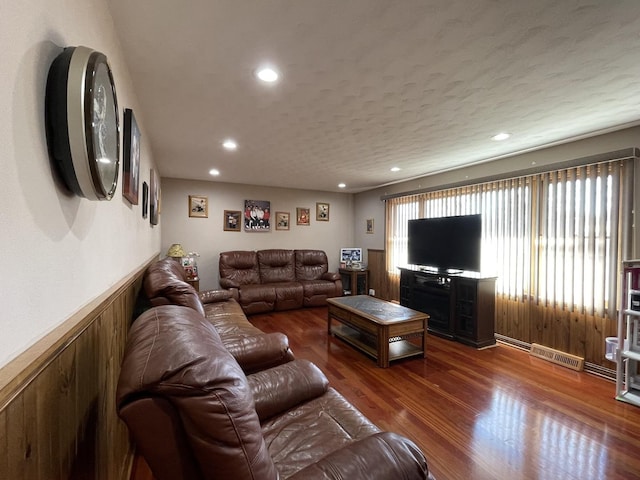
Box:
(616, 260, 640, 407)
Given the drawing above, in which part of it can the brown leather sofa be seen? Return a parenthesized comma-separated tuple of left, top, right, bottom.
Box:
(142, 257, 294, 373)
(117, 305, 435, 480)
(219, 249, 342, 314)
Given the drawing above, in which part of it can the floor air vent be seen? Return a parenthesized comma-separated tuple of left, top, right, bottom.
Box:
(530, 343, 584, 371)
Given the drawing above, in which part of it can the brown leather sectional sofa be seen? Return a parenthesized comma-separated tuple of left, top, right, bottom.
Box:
(219, 249, 342, 314)
(117, 304, 435, 480)
(142, 257, 294, 373)
(123, 257, 436, 479)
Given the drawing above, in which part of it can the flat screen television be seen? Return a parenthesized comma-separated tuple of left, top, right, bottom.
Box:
(407, 214, 482, 273)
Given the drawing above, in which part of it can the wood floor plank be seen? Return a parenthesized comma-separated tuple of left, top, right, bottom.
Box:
(131, 305, 640, 480)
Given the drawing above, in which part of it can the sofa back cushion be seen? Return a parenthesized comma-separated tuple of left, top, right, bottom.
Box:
(295, 250, 329, 281)
(144, 258, 205, 315)
(258, 249, 296, 283)
(117, 305, 278, 480)
(219, 251, 261, 285)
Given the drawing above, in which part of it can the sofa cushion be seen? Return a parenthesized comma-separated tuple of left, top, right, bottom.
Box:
(258, 249, 296, 283)
(295, 250, 329, 281)
(238, 284, 277, 314)
(298, 279, 340, 307)
(261, 388, 381, 479)
(219, 250, 261, 286)
(117, 305, 279, 480)
(273, 282, 304, 311)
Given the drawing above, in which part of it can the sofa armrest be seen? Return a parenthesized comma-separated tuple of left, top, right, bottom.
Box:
(287, 432, 433, 480)
(219, 278, 240, 289)
(224, 332, 295, 375)
(247, 359, 328, 421)
(198, 289, 232, 304)
(322, 271, 340, 282)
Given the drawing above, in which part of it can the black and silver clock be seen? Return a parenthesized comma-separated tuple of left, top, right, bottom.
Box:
(45, 46, 120, 200)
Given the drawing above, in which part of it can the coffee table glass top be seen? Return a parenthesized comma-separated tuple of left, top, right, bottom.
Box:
(328, 295, 427, 324)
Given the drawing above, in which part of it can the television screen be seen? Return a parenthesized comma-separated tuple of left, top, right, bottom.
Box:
(407, 214, 482, 273)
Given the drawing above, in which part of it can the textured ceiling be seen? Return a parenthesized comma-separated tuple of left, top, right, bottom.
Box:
(106, 0, 640, 192)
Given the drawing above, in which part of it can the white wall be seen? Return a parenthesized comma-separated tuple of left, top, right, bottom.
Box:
(0, 0, 161, 368)
(160, 178, 354, 290)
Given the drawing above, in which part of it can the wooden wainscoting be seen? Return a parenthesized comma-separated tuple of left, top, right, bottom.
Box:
(0, 254, 157, 480)
(367, 249, 392, 300)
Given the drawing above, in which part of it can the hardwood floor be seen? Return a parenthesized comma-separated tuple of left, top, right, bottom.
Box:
(131, 306, 640, 480)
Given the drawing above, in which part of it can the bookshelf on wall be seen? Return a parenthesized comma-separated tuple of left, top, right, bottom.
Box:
(616, 260, 640, 407)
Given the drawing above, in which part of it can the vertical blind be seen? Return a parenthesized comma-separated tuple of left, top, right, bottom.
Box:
(385, 159, 630, 318)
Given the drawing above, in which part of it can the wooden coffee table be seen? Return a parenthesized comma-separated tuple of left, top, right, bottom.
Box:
(327, 295, 429, 368)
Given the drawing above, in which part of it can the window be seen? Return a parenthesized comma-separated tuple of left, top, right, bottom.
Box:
(386, 160, 628, 317)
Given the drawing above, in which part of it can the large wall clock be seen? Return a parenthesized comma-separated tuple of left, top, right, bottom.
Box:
(45, 46, 120, 200)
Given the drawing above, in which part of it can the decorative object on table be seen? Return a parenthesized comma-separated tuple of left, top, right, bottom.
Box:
(366, 218, 374, 234)
(189, 195, 208, 218)
(275, 211, 290, 230)
(244, 200, 271, 231)
(142, 182, 149, 218)
(166, 243, 186, 259)
(296, 207, 310, 226)
(150, 168, 159, 225)
(223, 210, 241, 231)
(45, 46, 120, 200)
(182, 252, 200, 281)
(122, 108, 140, 204)
(316, 202, 330, 221)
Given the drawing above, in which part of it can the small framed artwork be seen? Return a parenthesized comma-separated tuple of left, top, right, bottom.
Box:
(244, 200, 271, 231)
(296, 207, 310, 226)
(150, 169, 159, 225)
(275, 211, 290, 230)
(142, 181, 149, 218)
(366, 218, 374, 234)
(189, 195, 208, 218)
(223, 210, 241, 231)
(122, 108, 141, 204)
(316, 202, 330, 221)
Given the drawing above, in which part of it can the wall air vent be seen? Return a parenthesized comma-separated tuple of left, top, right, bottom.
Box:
(530, 343, 584, 371)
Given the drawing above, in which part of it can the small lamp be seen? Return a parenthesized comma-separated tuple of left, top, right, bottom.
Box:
(166, 243, 186, 259)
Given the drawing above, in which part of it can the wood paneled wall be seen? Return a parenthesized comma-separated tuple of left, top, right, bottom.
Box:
(0, 255, 157, 480)
(368, 249, 392, 300)
(367, 248, 615, 372)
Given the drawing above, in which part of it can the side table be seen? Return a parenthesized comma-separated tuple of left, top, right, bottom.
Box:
(339, 268, 369, 296)
(186, 279, 200, 292)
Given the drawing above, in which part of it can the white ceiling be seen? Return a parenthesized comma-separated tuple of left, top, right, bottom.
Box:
(106, 0, 640, 193)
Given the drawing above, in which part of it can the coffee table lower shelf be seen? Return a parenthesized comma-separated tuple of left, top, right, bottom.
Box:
(330, 322, 424, 365)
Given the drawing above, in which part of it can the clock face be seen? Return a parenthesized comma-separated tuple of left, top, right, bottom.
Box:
(45, 46, 120, 200)
(90, 61, 119, 196)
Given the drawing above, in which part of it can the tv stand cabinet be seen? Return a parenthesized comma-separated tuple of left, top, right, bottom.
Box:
(399, 267, 497, 348)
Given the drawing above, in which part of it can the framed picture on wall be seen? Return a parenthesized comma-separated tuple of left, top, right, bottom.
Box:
(316, 202, 329, 221)
(223, 210, 241, 231)
(366, 218, 374, 234)
(142, 181, 149, 218)
(275, 211, 290, 230)
(244, 200, 271, 231)
(189, 195, 208, 218)
(296, 207, 310, 226)
(150, 169, 159, 225)
(122, 108, 140, 205)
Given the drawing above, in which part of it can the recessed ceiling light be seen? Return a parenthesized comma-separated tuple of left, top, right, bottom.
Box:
(390, 167, 401, 172)
(256, 67, 279, 83)
(492, 132, 510, 141)
(209, 169, 220, 176)
(222, 139, 237, 150)
(338, 183, 346, 188)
